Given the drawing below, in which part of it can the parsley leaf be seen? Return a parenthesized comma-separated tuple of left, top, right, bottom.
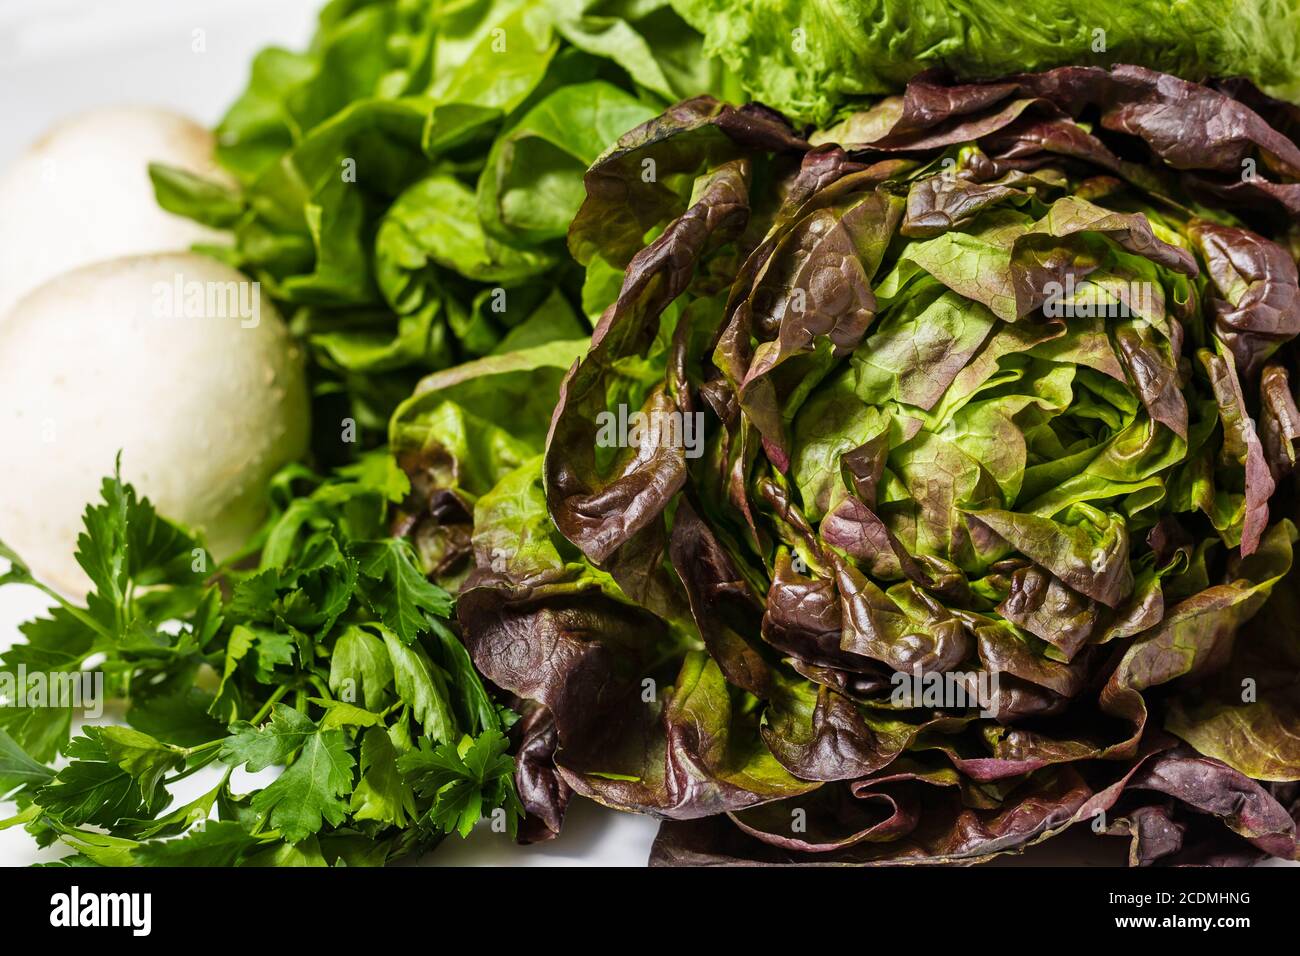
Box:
(328, 625, 394, 711)
(350, 727, 417, 827)
(249, 727, 355, 844)
(1, 463, 519, 865)
(131, 820, 266, 867)
(0, 729, 54, 796)
(381, 627, 455, 741)
(34, 727, 183, 828)
(398, 730, 522, 838)
(220, 704, 317, 772)
(354, 539, 452, 643)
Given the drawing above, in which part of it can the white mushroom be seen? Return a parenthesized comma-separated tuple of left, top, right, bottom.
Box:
(0, 107, 233, 319)
(0, 253, 310, 594)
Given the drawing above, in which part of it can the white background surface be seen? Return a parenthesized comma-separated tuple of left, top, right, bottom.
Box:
(0, 0, 1291, 870)
(0, 0, 658, 867)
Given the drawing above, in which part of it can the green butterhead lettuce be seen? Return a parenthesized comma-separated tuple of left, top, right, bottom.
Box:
(669, 0, 1300, 124)
(152, 0, 738, 448)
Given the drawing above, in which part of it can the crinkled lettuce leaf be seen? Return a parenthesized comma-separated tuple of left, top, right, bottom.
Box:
(443, 65, 1300, 863)
(670, 0, 1300, 125)
(151, 0, 737, 447)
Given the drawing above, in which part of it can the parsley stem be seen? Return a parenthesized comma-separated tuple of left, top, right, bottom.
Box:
(307, 675, 332, 700)
(248, 683, 291, 726)
(177, 683, 292, 764)
(183, 739, 224, 758)
(168, 748, 222, 783)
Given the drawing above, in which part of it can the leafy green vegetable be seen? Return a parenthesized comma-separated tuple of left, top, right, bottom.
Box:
(670, 0, 1300, 124)
(151, 0, 738, 449)
(246, 717, 356, 843)
(441, 66, 1300, 866)
(398, 730, 523, 837)
(354, 539, 454, 642)
(0, 465, 521, 865)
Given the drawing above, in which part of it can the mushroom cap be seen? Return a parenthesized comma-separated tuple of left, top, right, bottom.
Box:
(0, 253, 310, 594)
(0, 106, 233, 319)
